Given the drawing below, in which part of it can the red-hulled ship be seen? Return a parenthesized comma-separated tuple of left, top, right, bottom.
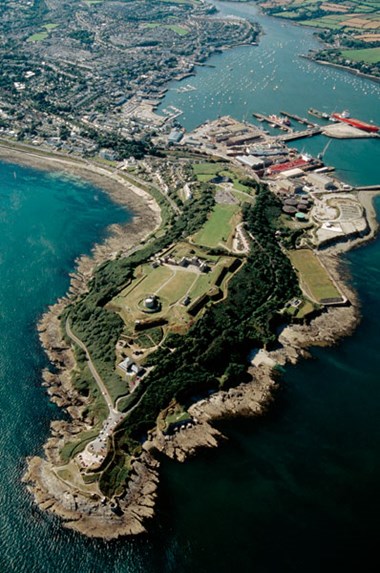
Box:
(331, 112, 379, 133)
(267, 156, 310, 175)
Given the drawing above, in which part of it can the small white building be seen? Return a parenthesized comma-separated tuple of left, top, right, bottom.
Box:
(118, 357, 133, 373)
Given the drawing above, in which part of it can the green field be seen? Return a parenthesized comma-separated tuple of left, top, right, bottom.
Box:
(341, 47, 380, 64)
(193, 162, 223, 181)
(43, 23, 59, 30)
(269, 0, 380, 29)
(26, 31, 49, 42)
(301, 16, 347, 29)
(167, 24, 189, 35)
(143, 23, 189, 35)
(193, 204, 240, 248)
(289, 249, 342, 303)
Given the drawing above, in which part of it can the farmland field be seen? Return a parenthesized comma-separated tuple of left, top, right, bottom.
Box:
(341, 47, 380, 63)
(288, 249, 342, 303)
(264, 0, 380, 33)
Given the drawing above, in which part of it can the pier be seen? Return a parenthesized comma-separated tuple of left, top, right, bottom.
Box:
(308, 108, 330, 120)
(252, 112, 292, 132)
(280, 111, 317, 128)
(355, 185, 380, 191)
(280, 127, 322, 142)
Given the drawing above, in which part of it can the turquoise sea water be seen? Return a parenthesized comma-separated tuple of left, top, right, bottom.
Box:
(1, 2, 380, 572)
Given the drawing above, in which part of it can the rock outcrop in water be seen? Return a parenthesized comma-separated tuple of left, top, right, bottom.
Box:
(149, 369, 277, 463)
(23, 452, 160, 539)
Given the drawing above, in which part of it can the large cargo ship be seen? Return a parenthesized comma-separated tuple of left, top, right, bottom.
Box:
(331, 112, 379, 133)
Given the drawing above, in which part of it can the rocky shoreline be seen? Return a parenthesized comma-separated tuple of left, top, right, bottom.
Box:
(23, 249, 365, 539)
(9, 141, 378, 539)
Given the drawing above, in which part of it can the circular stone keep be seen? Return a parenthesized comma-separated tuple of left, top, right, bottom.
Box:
(144, 295, 159, 310)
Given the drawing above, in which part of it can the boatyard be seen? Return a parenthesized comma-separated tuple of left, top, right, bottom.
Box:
(175, 114, 372, 254)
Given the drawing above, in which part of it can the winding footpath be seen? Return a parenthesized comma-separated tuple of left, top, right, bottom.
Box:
(66, 319, 117, 415)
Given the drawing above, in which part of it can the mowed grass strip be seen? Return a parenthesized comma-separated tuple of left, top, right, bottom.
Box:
(193, 204, 239, 248)
(157, 269, 197, 303)
(289, 249, 341, 303)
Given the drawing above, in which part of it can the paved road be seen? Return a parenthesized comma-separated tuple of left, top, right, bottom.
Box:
(121, 169, 181, 215)
(66, 318, 152, 465)
(66, 319, 150, 418)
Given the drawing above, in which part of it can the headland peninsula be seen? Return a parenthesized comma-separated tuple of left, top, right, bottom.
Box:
(1, 0, 378, 541)
(12, 109, 378, 538)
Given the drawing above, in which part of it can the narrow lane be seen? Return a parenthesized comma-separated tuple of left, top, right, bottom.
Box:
(65, 318, 117, 414)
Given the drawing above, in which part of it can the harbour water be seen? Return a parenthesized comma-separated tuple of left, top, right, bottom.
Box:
(159, 1, 380, 186)
(1, 2, 380, 572)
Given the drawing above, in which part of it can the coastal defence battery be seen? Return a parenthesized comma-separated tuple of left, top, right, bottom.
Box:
(138, 294, 162, 314)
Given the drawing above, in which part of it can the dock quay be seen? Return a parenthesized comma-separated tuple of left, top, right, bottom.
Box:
(308, 108, 330, 120)
(355, 185, 380, 191)
(280, 127, 322, 142)
(252, 112, 292, 132)
(280, 111, 317, 128)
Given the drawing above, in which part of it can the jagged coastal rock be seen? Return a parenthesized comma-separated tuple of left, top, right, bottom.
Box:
(23, 452, 159, 539)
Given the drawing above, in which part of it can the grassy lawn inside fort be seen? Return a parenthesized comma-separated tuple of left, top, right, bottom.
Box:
(192, 204, 240, 248)
(110, 242, 240, 342)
